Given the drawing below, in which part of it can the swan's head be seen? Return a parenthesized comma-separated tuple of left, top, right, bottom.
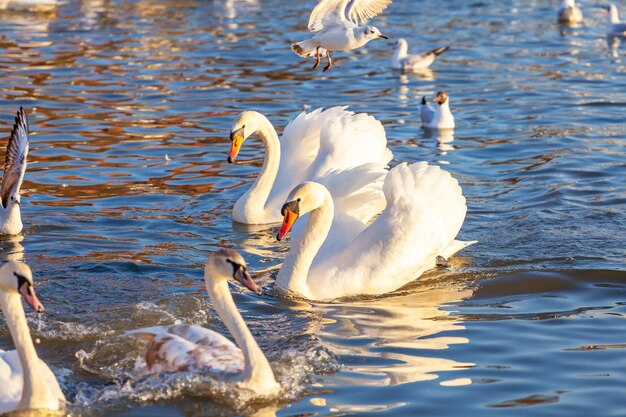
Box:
(0, 261, 44, 312)
(276, 182, 327, 241)
(205, 249, 260, 294)
(363, 26, 388, 41)
(434, 91, 449, 105)
(228, 111, 267, 163)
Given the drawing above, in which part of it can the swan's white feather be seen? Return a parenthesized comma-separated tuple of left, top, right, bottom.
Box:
(307, 162, 474, 299)
(123, 323, 244, 376)
(252, 106, 391, 224)
(1, 107, 28, 210)
(0, 349, 65, 414)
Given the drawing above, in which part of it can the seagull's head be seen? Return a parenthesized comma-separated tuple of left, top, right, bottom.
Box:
(363, 26, 388, 41)
(434, 91, 449, 106)
(228, 111, 268, 163)
(10, 192, 20, 206)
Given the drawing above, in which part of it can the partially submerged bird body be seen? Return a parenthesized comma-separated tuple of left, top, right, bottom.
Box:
(0, 108, 29, 236)
(391, 38, 448, 71)
(557, 0, 583, 25)
(420, 92, 455, 130)
(0, 262, 65, 414)
(276, 162, 475, 301)
(292, 0, 392, 71)
(124, 250, 279, 396)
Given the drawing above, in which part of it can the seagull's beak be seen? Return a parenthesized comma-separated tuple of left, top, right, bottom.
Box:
(233, 265, 260, 294)
(379, 34, 388, 39)
(19, 282, 44, 313)
(277, 209, 299, 241)
(228, 127, 245, 163)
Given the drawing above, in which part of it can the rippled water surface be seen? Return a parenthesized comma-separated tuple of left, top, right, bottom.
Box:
(0, 0, 625, 415)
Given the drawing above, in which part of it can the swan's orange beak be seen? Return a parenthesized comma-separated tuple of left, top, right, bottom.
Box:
(19, 283, 44, 313)
(277, 209, 298, 241)
(227, 128, 245, 163)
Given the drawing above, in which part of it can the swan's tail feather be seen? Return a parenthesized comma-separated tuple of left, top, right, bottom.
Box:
(441, 239, 477, 259)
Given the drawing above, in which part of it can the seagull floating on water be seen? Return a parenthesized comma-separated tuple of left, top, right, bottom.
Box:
(557, 0, 583, 25)
(391, 38, 449, 71)
(291, 0, 392, 71)
(603, 3, 626, 35)
(1, 108, 29, 236)
(420, 92, 455, 130)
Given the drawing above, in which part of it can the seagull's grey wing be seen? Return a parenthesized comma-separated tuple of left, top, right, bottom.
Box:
(308, 0, 351, 32)
(345, 0, 393, 26)
(1, 107, 29, 209)
(420, 98, 436, 125)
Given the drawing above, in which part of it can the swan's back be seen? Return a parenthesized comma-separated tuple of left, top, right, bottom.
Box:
(313, 162, 469, 299)
(270, 107, 392, 227)
(124, 324, 244, 376)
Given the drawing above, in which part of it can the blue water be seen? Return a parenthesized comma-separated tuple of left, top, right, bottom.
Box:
(0, 0, 624, 416)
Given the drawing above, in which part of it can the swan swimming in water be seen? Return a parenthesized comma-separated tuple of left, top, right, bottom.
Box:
(1, 107, 29, 235)
(227, 107, 392, 225)
(0, 261, 66, 413)
(275, 162, 476, 301)
(124, 249, 280, 396)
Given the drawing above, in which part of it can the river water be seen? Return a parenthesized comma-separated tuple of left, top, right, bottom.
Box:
(0, 0, 624, 416)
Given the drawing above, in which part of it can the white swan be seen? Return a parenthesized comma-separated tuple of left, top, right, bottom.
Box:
(557, 0, 583, 25)
(420, 91, 455, 130)
(124, 249, 280, 396)
(275, 162, 476, 301)
(0, 261, 66, 413)
(1, 107, 29, 235)
(391, 38, 449, 71)
(227, 107, 392, 225)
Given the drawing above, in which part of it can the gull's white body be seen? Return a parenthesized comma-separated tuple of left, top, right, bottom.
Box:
(292, 0, 392, 59)
(606, 4, 626, 35)
(125, 251, 279, 396)
(0, 108, 29, 236)
(391, 39, 448, 71)
(277, 162, 475, 301)
(557, 0, 583, 24)
(0, 263, 65, 413)
(420, 97, 455, 130)
(231, 107, 392, 225)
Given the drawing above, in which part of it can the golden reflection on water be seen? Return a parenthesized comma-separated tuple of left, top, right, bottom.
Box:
(316, 285, 474, 388)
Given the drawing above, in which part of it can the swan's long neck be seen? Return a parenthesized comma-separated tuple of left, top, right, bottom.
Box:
(276, 189, 334, 299)
(234, 120, 281, 221)
(0, 292, 51, 410)
(205, 278, 277, 392)
(0, 203, 23, 235)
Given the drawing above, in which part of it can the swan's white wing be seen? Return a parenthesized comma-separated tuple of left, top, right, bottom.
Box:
(124, 324, 244, 375)
(0, 349, 65, 414)
(1, 107, 29, 209)
(313, 162, 470, 298)
(420, 100, 436, 125)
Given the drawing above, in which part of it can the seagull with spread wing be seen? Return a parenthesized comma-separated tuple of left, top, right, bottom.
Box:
(291, 0, 392, 71)
(0, 108, 29, 235)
